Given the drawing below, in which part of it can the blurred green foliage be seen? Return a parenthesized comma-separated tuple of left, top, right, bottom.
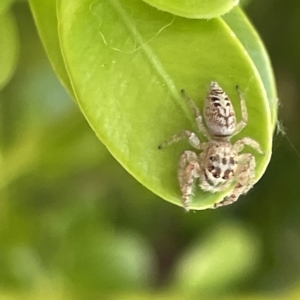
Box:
(1, 0, 300, 299)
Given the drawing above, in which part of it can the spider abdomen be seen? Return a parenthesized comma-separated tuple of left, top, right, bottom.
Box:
(204, 81, 236, 136)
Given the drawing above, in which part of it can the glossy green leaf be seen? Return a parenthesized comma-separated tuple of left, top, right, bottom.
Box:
(0, 11, 19, 90)
(53, 0, 274, 210)
(31, 0, 273, 209)
(141, 0, 239, 19)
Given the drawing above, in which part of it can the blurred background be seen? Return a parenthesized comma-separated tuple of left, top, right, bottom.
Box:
(1, 0, 300, 299)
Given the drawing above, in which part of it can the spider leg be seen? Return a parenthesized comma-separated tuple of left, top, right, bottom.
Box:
(214, 153, 255, 208)
(234, 137, 264, 154)
(233, 85, 248, 136)
(158, 131, 203, 150)
(181, 89, 210, 139)
(178, 151, 200, 211)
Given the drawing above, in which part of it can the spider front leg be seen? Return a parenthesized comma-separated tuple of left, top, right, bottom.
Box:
(214, 153, 256, 208)
(158, 130, 202, 150)
(234, 137, 264, 155)
(178, 151, 200, 211)
(181, 89, 210, 139)
(233, 85, 248, 136)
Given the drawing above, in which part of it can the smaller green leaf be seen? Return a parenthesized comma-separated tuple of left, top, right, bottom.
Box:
(223, 7, 277, 127)
(29, 0, 74, 97)
(142, 0, 239, 19)
(0, 11, 19, 90)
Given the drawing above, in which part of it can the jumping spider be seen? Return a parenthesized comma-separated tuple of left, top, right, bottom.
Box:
(159, 81, 264, 211)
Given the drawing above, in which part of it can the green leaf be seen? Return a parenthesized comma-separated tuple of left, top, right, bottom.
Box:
(29, 0, 275, 210)
(141, 0, 239, 19)
(0, 11, 19, 90)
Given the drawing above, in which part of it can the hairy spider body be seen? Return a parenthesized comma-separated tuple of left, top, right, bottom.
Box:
(159, 81, 263, 211)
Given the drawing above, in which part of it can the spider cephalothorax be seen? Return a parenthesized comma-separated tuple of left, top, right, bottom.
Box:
(159, 81, 264, 211)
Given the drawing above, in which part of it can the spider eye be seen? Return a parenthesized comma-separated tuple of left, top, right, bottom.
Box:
(223, 170, 233, 179)
(211, 96, 219, 101)
(210, 155, 220, 162)
(226, 102, 231, 106)
(213, 103, 221, 107)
